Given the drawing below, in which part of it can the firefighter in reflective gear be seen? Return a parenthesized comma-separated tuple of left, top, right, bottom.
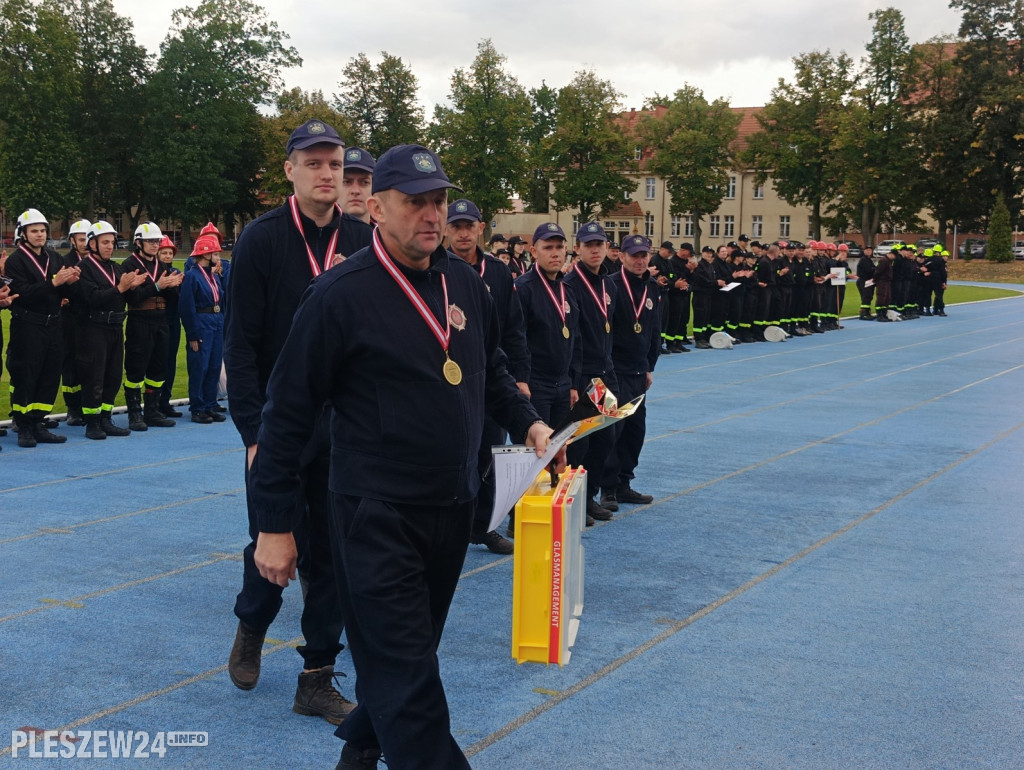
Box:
(5, 209, 81, 446)
(76, 221, 147, 439)
(61, 219, 91, 425)
(122, 222, 184, 430)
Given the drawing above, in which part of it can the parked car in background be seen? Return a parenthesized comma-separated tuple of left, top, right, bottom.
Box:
(958, 239, 987, 258)
(838, 240, 863, 258)
(220, 238, 235, 251)
(874, 239, 903, 257)
(46, 238, 70, 251)
(1013, 241, 1024, 260)
(916, 238, 942, 251)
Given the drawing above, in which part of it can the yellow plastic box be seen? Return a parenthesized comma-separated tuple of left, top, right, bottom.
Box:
(511, 466, 586, 665)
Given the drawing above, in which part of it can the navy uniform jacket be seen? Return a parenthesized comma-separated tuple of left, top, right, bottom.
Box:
(608, 269, 661, 376)
(224, 203, 372, 447)
(5, 246, 68, 317)
(451, 247, 531, 383)
(514, 266, 581, 387)
(122, 252, 178, 310)
(179, 265, 224, 342)
(563, 263, 616, 390)
(76, 255, 130, 315)
(688, 259, 718, 292)
(250, 245, 541, 533)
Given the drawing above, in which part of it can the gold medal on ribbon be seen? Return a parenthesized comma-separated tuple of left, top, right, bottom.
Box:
(562, 325, 570, 339)
(605, 321, 611, 333)
(633, 322, 642, 334)
(443, 357, 463, 386)
(213, 304, 221, 313)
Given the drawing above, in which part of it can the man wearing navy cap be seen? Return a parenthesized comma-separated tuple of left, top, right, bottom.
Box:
(445, 198, 530, 555)
(224, 119, 371, 723)
(341, 147, 375, 225)
(249, 144, 560, 770)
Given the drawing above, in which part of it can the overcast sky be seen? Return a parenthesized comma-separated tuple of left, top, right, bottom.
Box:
(115, 0, 965, 113)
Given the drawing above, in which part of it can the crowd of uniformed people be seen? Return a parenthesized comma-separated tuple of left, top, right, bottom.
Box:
(0, 117, 956, 769)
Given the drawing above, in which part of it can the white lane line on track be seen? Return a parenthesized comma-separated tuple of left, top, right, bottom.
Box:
(463, 419, 1024, 758)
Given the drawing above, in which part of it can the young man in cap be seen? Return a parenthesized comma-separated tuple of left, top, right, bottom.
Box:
(601, 234, 658, 509)
(688, 246, 721, 348)
(856, 244, 876, 320)
(224, 119, 371, 723)
(340, 147, 375, 225)
(445, 197, 531, 554)
(650, 241, 674, 352)
(667, 244, 694, 349)
(564, 222, 619, 520)
(248, 143, 560, 770)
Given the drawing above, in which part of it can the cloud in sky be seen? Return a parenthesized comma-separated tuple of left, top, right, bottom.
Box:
(115, 0, 964, 112)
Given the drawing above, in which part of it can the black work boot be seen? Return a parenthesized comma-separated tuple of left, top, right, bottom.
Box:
(65, 391, 85, 426)
(125, 388, 147, 431)
(587, 497, 613, 521)
(335, 743, 381, 770)
(600, 489, 619, 512)
(100, 411, 130, 437)
(471, 530, 513, 554)
(17, 419, 37, 448)
(34, 421, 67, 444)
(617, 484, 654, 504)
(228, 621, 265, 690)
(85, 415, 107, 440)
(293, 665, 356, 724)
(143, 389, 175, 427)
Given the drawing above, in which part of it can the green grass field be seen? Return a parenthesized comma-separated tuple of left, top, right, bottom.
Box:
(0, 281, 1020, 420)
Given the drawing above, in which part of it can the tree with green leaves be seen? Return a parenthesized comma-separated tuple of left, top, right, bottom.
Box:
(429, 39, 531, 228)
(0, 0, 83, 219)
(639, 85, 740, 251)
(987, 193, 1013, 262)
(140, 0, 299, 243)
(68, 0, 150, 226)
(522, 81, 557, 213)
(545, 70, 636, 224)
(743, 50, 856, 241)
(830, 8, 924, 242)
(335, 52, 423, 159)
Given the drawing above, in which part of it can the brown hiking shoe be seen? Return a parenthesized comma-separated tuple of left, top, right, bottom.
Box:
(293, 665, 356, 724)
(228, 621, 265, 690)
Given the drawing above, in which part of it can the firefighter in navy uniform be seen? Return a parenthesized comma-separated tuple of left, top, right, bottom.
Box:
(689, 246, 720, 348)
(61, 218, 91, 425)
(444, 198, 531, 554)
(856, 245, 876, 319)
(248, 144, 556, 770)
(122, 222, 184, 431)
(223, 119, 371, 723)
(601, 234, 659, 508)
(75, 221, 147, 439)
(5, 209, 81, 446)
(650, 241, 673, 352)
(564, 222, 620, 521)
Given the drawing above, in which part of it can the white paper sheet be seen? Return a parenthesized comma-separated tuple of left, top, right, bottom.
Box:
(489, 423, 576, 532)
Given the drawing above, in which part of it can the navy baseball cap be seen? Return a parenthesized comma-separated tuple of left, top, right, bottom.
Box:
(489, 233, 507, 244)
(609, 241, 620, 249)
(623, 235, 651, 256)
(509, 235, 525, 245)
(577, 222, 608, 243)
(678, 242, 694, 252)
(371, 144, 462, 196)
(660, 240, 674, 250)
(344, 147, 375, 173)
(286, 119, 345, 155)
(532, 223, 566, 242)
(447, 199, 482, 224)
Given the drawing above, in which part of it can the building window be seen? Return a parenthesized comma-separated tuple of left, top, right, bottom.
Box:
(726, 175, 736, 199)
(624, 188, 632, 199)
(114, 214, 124, 234)
(619, 221, 630, 231)
(779, 215, 790, 238)
(753, 183, 765, 199)
(724, 215, 735, 238)
(670, 216, 681, 237)
(684, 215, 694, 237)
(751, 215, 763, 238)
(709, 215, 721, 237)
(572, 216, 579, 236)
(808, 216, 815, 237)
(644, 212, 654, 237)
(634, 145, 642, 161)
(645, 177, 656, 200)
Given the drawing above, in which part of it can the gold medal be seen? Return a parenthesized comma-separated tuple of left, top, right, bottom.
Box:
(605, 321, 611, 333)
(213, 304, 221, 313)
(562, 325, 570, 339)
(633, 322, 642, 334)
(443, 357, 462, 386)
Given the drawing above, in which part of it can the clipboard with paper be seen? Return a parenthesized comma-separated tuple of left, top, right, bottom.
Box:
(488, 379, 644, 531)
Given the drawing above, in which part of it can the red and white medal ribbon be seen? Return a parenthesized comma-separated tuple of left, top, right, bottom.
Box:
(289, 195, 343, 277)
(573, 263, 609, 328)
(620, 266, 648, 327)
(17, 243, 49, 279)
(87, 255, 117, 287)
(198, 266, 221, 304)
(372, 227, 451, 356)
(538, 269, 567, 328)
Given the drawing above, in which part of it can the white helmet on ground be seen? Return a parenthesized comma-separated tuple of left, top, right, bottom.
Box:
(134, 222, 163, 241)
(68, 219, 92, 236)
(15, 208, 48, 242)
